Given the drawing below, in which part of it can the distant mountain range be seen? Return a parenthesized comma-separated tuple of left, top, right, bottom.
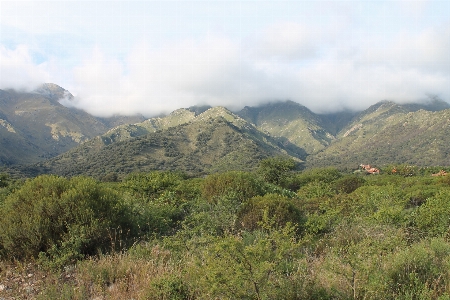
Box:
(2, 83, 450, 178)
(0, 84, 145, 166)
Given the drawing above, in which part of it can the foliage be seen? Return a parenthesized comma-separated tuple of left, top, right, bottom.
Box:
(332, 174, 366, 194)
(201, 171, 265, 203)
(0, 172, 23, 204)
(120, 171, 186, 199)
(384, 238, 450, 299)
(289, 167, 342, 191)
(4, 166, 450, 299)
(0, 175, 132, 265)
(257, 156, 297, 186)
(188, 221, 308, 300)
(179, 193, 242, 237)
(0, 172, 8, 188)
(101, 172, 119, 182)
(414, 190, 450, 237)
(236, 194, 304, 232)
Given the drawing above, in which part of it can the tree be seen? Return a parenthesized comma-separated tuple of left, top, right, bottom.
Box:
(257, 156, 297, 186)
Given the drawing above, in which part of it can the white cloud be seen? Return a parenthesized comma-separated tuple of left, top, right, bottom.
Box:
(68, 33, 306, 117)
(248, 22, 319, 61)
(0, 45, 49, 90)
(1, 1, 450, 117)
(65, 18, 450, 117)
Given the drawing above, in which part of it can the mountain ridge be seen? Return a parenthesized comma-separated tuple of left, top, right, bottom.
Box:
(2, 83, 450, 177)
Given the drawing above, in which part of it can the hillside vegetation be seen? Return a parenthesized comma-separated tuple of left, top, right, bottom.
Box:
(0, 84, 144, 166)
(2, 84, 450, 174)
(2, 159, 450, 299)
(308, 101, 450, 169)
(21, 108, 305, 179)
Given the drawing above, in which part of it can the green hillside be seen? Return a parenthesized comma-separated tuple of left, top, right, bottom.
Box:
(307, 101, 450, 169)
(32, 111, 305, 179)
(238, 100, 338, 154)
(0, 84, 147, 166)
(2, 83, 450, 176)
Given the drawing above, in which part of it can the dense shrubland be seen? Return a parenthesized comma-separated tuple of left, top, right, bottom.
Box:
(2, 159, 450, 299)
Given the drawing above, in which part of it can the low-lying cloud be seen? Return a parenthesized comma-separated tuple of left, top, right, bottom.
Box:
(1, 18, 450, 117)
(65, 22, 450, 116)
(0, 45, 50, 91)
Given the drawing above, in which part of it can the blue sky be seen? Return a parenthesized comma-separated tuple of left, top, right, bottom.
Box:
(0, 0, 449, 116)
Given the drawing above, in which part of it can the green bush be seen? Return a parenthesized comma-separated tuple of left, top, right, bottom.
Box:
(0, 172, 9, 188)
(149, 274, 190, 300)
(257, 156, 297, 186)
(120, 171, 185, 199)
(180, 193, 242, 236)
(189, 223, 306, 300)
(414, 189, 450, 237)
(236, 194, 304, 232)
(0, 175, 132, 264)
(289, 167, 342, 191)
(384, 238, 450, 299)
(124, 190, 187, 238)
(201, 171, 265, 203)
(333, 175, 366, 194)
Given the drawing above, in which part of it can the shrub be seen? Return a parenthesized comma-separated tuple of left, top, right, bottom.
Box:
(289, 167, 342, 191)
(236, 194, 304, 232)
(0, 172, 9, 188)
(384, 238, 450, 298)
(124, 190, 187, 238)
(333, 175, 366, 194)
(120, 171, 185, 199)
(257, 156, 297, 186)
(414, 190, 450, 237)
(201, 171, 265, 203)
(188, 222, 308, 300)
(180, 193, 242, 236)
(0, 175, 132, 265)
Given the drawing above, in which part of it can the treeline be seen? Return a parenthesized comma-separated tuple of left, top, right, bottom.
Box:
(1, 159, 450, 299)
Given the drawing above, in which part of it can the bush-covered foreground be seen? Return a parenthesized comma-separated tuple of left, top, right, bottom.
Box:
(2, 160, 450, 299)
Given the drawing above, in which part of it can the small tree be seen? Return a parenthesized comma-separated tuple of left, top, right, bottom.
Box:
(257, 156, 297, 186)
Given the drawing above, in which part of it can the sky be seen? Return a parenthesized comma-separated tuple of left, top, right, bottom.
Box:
(0, 0, 449, 117)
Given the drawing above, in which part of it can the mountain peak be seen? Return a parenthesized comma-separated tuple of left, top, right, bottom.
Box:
(34, 83, 73, 103)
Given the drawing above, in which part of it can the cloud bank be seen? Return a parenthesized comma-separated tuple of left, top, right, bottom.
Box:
(1, 1, 449, 116)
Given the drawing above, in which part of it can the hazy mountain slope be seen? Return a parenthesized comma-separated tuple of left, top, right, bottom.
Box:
(0, 85, 109, 165)
(34, 112, 305, 179)
(98, 108, 198, 145)
(98, 106, 212, 145)
(307, 101, 450, 169)
(97, 114, 147, 128)
(0, 84, 148, 166)
(3, 82, 450, 175)
(318, 110, 357, 136)
(237, 101, 336, 154)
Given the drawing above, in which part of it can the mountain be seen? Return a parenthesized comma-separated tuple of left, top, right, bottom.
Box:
(0, 84, 106, 165)
(2, 83, 450, 177)
(29, 107, 305, 179)
(237, 101, 352, 154)
(0, 84, 145, 166)
(307, 100, 450, 169)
